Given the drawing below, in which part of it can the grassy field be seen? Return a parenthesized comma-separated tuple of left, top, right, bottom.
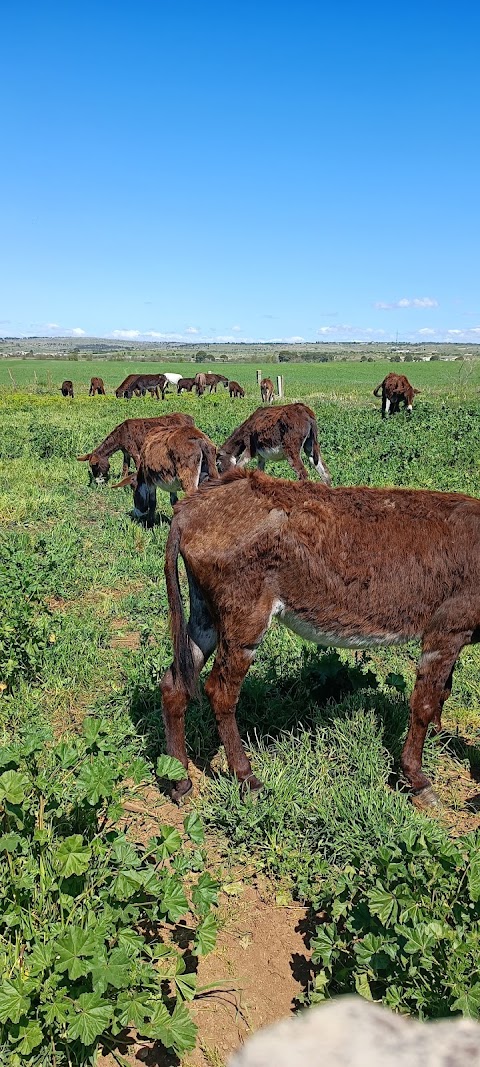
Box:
(1, 355, 479, 400)
(1, 360, 480, 1065)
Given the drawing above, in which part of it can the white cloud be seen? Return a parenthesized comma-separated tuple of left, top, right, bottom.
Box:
(418, 328, 436, 335)
(144, 331, 185, 340)
(71, 327, 86, 336)
(111, 329, 141, 339)
(185, 326, 199, 334)
(317, 325, 386, 339)
(375, 297, 439, 310)
(231, 324, 242, 332)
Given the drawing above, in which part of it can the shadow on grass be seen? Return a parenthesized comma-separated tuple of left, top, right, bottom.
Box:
(126, 646, 480, 806)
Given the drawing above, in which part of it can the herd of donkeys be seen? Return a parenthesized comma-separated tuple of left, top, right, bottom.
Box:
(74, 368, 421, 528)
(60, 369, 249, 399)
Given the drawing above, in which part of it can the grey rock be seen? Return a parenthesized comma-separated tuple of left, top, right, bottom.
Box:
(229, 996, 480, 1067)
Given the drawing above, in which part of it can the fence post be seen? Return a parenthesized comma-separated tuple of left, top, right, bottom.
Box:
(256, 369, 262, 385)
(277, 374, 284, 398)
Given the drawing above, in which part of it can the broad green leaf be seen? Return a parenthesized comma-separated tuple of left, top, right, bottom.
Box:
(367, 884, 398, 925)
(355, 972, 373, 1001)
(82, 717, 104, 745)
(161, 876, 189, 922)
(452, 984, 480, 1018)
(67, 992, 112, 1045)
(116, 928, 144, 959)
(0, 832, 22, 852)
(167, 999, 198, 1054)
(156, 755, 188, 781)
(194, 912, 218, 956)
(184, 812, 205, 845)
(14, 1021, 43, 1055)
(175, 971, 197, 1001)
(55, 835, 92, 878)
(112, 868, 145, 900)
(142, 999, 172, 1042)
(156, 825, 182, 860)
(0, 769, 30, 805)
(115, 991, 151, 1029)
(112, 834, 141, 868)
(311, 924, 337, 967)
(128, 757, 151, 784)
(54, 927, 98, 980)
(398, 923, 436, 956)
(43, 997, 69, 1027)
(0, 979, 31, 1024)
(77, 756, 117, 805)
(192, 872, 218, 916)
(26, 942, 54, 977)
(91, 948, 131, 993)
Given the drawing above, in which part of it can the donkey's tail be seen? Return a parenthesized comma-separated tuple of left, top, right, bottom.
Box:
(164, 518, 196, 697)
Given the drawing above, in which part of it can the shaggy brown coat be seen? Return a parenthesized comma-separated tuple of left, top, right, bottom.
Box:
(373, 373, 420, 416)
(229, 381, 245, 398)
(195, 372, 207, 396)
(89, 377, 106, 396)
(260, 377, 275, 403)
(217, 403, 331, 482)
(60, 380, 74, 398)
(177, 377, 196, 393)
(115, 424, 219, 526)
(161, 468, 480, 805)
(124, 373, 169, 400)
(77, 413, 194, 482)
(205, 373, 229, 393)
(116, 374, 142, 398)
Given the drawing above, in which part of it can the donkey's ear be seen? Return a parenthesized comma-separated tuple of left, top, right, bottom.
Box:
(112, 474, 136, 489)
(414, 388, 421, 395)
(77, 453, 92, 461)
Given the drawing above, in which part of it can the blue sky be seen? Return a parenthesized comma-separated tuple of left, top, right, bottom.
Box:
(2, 1, 480, 344)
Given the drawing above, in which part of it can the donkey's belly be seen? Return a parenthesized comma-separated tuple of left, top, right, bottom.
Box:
(278, 606, 412, 650)
(257, 445, 286, 461)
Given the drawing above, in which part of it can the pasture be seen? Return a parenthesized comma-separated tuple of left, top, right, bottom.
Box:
(1, 358, 480, 1066)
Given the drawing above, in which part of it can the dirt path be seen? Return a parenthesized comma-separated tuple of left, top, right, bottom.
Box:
(98, 780, 311, 1067)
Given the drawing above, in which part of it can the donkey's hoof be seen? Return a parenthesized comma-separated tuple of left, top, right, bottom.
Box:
(412, 785, 441, 810)
(171, 777, 193, 805)
(240, 774, 263, 797)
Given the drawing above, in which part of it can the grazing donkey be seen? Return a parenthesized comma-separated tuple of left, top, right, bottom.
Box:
(161, 468, 480, 806)
(114, 423, 218, 526)
(195, 373, 207, 396)
(217, 403, 331, 483)
(77, 413, 194, 483)
(177, 377, 196, 394)
(124, 373, 170, 400)
(229, 381, 245, 398)
(89, 377, 106, 396)
(373, 373, 420, 417)
(205, 373, 229, 393)
(116, 374, 142, 398)
(60, 380, 74, 398)
(260, 377, 275, 403)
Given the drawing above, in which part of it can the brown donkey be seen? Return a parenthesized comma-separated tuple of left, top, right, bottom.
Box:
(260, 377, 275, 403)
(114, 423, 218, 526)
(217, 403, 331, 482)
(161, 469, 480, 805)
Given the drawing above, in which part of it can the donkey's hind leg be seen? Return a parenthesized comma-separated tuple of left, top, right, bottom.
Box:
(160, 575, 217, 802)
(401, 600, 478, 805)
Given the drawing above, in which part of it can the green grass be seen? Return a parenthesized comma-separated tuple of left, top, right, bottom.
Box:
(1, 360, 480, 900)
